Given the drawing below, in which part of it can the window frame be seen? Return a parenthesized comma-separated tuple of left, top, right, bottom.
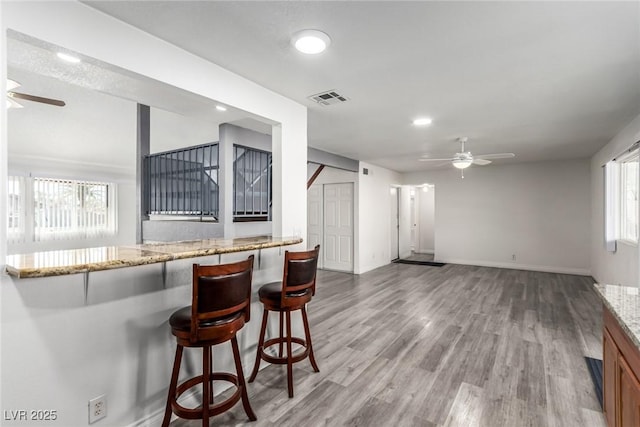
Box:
(144, 142, 220, 220)
(232, 144, 272, 222)
(618, 150, 640, 246)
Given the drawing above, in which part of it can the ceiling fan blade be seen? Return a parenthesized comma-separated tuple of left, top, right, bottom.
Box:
(418, 157, 453, 162)
(473, 158, 492, 166)
(474, 153, 515, 160)
(9, 92, 65, 107)
(7, 79, 21, 91)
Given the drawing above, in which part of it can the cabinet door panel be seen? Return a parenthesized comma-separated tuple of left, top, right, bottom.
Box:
(604, 327, 617, 427)
(619, 355, 640, 427)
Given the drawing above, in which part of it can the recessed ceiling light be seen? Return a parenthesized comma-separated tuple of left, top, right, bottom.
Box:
(413, 117, 432, 126)
(216, 105, 227, 111)
(292, 30, 331, 54)
(56, 52, 81, 63)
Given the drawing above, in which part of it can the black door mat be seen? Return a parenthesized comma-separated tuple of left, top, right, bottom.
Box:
(392, 259, 446, 267)
(585, 356, 603, 410)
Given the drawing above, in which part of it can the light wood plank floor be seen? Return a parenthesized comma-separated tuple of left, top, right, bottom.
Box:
(173, 263, 605, 426)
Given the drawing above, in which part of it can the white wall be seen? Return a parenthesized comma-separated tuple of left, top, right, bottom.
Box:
(591, 112, 640, 286)
(404, 159, 591, 275)
(1, 2, 307, 426)
(357, 162, 402, 274)
(150, 107, 220, 153)
(417, 187, 435, 253)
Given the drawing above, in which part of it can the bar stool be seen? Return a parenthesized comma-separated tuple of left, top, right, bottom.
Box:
(248, 245, 320, 397)
(162, 256, 257, 427)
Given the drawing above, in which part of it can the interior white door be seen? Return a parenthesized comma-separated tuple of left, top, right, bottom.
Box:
(307, 184, 323, 268)
(323, 183, 354, 272)
(390, 187, 399, 260)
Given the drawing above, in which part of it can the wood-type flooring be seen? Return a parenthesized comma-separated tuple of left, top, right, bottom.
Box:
(172, 262, 605, 427)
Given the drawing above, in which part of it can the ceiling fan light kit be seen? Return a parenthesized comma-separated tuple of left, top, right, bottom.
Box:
(419, 137, 516, 177)
(452, 158, 473, 169)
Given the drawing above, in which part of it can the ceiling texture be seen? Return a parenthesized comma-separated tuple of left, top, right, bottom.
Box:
(77, 1, 640, 172)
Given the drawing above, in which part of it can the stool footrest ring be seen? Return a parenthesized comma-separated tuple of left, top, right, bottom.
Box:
(261, 337, 309, 364)
(171, 372, 242, 420)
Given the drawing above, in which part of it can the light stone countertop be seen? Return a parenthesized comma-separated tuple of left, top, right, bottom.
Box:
(5, 236, 303, 278)
(594, 283, 640, 349)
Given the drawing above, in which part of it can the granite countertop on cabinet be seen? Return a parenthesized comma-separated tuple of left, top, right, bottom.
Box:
(594, 283, 640, 349)
(5, 236, 303, 278)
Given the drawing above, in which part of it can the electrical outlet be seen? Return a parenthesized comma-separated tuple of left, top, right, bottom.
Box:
(89, 394, 107, 424)
(512, 254, 517, 261)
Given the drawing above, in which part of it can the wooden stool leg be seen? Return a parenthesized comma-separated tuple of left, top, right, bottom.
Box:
(285, 309, 294, 398)
(162, 344, 183, 427)
(278, 311, 284, 358)
(209, 348, 214, 404)
(302, 305, 319, 372)
(202, 346, 211, 427)
(249, 308, 269, 383)
(231, 335, 257, 421)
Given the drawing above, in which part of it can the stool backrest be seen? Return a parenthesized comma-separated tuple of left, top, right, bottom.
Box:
(281, 245, 320, 304)
(191, 255, 254, 342)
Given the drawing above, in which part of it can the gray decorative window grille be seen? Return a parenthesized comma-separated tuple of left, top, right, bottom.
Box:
(144, 143, 219, 219)
(233, 145, 271, 221)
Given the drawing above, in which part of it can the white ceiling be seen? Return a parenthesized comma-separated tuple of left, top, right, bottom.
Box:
(17, 2, 640, 173)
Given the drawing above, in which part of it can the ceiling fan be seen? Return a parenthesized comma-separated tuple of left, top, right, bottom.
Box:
(419, 137, 515, 178)
(6, 79, 65, 109)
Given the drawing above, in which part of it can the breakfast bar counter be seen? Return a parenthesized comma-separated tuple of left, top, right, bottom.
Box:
(5, 236, 303, 278)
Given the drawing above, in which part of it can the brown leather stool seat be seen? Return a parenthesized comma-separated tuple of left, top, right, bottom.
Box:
(162, 256, 257, 427)
(258, 281, 311, 302)
(248, 245, 320, 397)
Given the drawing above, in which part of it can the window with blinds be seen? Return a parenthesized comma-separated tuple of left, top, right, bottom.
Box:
(144, 143, 219, 219)
(233, 145, 271, 221)
(620, 152, 639, 244)
(7, 176, 25, 243)
(7, 176, 117, 242)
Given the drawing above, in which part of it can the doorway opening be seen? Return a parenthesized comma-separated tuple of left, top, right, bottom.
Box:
(400, 183, 435, 263)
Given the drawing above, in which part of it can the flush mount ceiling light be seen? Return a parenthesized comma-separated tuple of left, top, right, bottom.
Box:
(292, 29, 331, 54)
(56, 52, 81, 63)
(216, 105, 227, 111)
(413, 117, 432, 126)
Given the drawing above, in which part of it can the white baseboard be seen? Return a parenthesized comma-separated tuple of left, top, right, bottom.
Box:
(414, 249, 434, 255)
(437, 257, 591, 276)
